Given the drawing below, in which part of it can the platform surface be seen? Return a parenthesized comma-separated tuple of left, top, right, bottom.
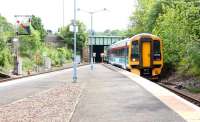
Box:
(2, 64, 198, 121)
(0, 66, 86, 106)
(70, 64, 185, 122)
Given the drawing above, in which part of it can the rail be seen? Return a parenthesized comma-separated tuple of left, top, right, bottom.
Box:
(158, 83, 200, 107)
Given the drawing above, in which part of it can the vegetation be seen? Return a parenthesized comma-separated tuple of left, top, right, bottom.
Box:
(0, 15, 75, 74)
(128, 0, 200, 77)
(95, 29, 127, 36)
(58, 21, 88, 54)
(19, 16, 73, 71)
(186, 87, 200, 93)
(0, 15, 14, 71)
(31, 15, 47, 40)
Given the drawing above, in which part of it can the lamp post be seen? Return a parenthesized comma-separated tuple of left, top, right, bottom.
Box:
(77, 8, 107, 70)
(62, 0, 65, 27)
(73, 0, 77, 82)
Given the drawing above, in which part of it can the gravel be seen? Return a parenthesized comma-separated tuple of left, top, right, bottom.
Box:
(0, 83, 82, 122)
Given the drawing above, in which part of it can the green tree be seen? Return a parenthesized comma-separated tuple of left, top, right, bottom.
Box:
(128, 0, 156, 35)
(0, 15, 14, 70)
(59, 21, 88, 54)
(95, 29, 127, 36)
(19, 29, 42, 57)
(128, 0, 200, 76)
(31, 15, 46, 40)
(0, 15, 14, 42)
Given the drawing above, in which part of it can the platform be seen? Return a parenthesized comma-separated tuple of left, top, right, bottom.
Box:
(70, 64, 186, 122)
(0, 64, 199, 121)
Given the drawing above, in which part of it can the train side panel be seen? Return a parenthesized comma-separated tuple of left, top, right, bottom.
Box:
(108, 39, 130, 69)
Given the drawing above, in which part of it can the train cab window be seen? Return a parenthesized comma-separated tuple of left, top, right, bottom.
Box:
(153, 41, 161, 60)
(132, 41, 139, 61)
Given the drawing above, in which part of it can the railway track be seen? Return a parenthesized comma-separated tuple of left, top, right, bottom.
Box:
(158, 83, 200, 107)
(103, 63, 200, 107)
(0, 63, 88, 83)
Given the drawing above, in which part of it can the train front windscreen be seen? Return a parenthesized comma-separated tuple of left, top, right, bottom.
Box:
(132, 41, 139, 62)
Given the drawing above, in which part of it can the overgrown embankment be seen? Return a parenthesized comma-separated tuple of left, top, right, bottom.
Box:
(128, 0, 200, 91)
(0, 15, 72, 74)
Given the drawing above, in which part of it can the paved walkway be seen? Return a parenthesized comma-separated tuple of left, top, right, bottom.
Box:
(71, 64, 185, 122)
(0, 65, 87, 106)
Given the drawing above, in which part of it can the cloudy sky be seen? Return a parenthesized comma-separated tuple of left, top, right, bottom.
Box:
(0, 0, 137, 32)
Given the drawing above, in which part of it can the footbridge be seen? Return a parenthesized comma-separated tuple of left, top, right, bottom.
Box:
(87, 36, 125, 62)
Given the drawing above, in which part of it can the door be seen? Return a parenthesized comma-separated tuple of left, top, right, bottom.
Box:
(142, 42, 151, 67)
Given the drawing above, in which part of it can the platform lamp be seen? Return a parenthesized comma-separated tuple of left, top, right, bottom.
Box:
(72, 0, 77, 82)
(77, 8, 108, 70)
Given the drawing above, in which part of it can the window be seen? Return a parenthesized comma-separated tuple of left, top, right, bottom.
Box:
(153, 41, 161, 60)
(132, 41, 139, 61)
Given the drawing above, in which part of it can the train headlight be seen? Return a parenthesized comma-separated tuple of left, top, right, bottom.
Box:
(132, 59, 136, 61)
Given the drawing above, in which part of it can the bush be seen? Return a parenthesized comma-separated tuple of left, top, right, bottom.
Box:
(19, 30, 42, 57)
(0, 47, 12, 70)
(48, 47, 72, 67)
(22, 57, 35, 71)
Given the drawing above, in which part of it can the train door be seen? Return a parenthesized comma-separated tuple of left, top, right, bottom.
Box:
(142, 41, 151, 67)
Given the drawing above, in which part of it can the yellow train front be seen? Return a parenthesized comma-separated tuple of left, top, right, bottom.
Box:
(128, 33, 163, 80)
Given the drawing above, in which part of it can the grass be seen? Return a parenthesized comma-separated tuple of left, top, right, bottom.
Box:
(186, 87, 200, 93)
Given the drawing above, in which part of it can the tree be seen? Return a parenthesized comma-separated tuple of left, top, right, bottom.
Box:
(31, 15, 46, 41)
(0, 15, 14, 69)
(0, 15, 14, 42)
(19, 30, 42, 57)
(95, 29, 127, 36)
(128, 0, 157, 36)
(128, 0, 200, 76)
(59, 21, 88, 54)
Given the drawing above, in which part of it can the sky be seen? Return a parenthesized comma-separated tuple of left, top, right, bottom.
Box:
(0, 0, 137, 32)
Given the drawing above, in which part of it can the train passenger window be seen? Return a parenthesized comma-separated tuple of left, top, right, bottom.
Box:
(132, 41, 139, 61)
(122, 49, 125, 56)
(121, 49, 123, 56)
(117, 50, 119, 56)
(112, 50, 115, 56)
(153, 41, 161, 60)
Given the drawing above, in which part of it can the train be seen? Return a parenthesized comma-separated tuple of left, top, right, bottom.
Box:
(106, 33, 163, 80)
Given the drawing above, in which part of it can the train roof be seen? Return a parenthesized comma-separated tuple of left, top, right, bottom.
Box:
(130, 33, 161, 40)
(109, 33, 161, 49)
(109, 38, 130, 49)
